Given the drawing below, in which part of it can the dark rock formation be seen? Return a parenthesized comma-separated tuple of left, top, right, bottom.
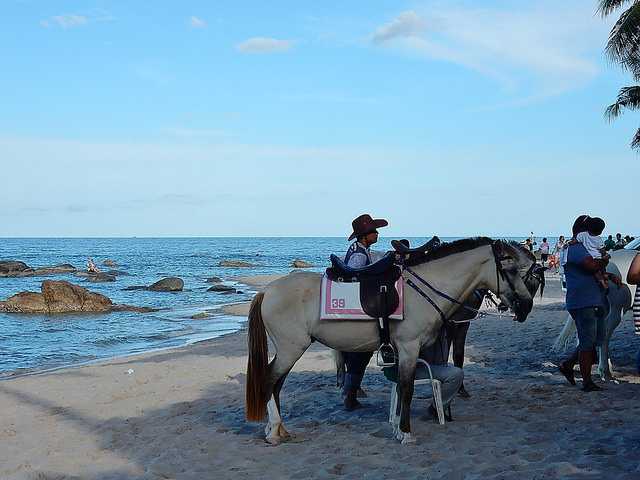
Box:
(207, 284, 236, 293)
(0, 261, 30, 273)
(218, 260, 255, 268)
(149, 277, 184, 292)
(205, 276, 223, 283)
(103, 259, 118, 267)
(0, 261, 77, 278)
(124, 277, 184, 292)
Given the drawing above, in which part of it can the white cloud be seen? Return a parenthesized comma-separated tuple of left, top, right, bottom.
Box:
(189, 16, 206, 29)
(163, 127, 230, 138)
(372, 10, 426, 44)
(41, 14, 88, 29)
(370, 2, 612, 97)
(236, 37, 292, 54)
(40, 10, 114, 29)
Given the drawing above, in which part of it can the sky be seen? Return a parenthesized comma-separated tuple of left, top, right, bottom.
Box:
(1, 0, 639, 237)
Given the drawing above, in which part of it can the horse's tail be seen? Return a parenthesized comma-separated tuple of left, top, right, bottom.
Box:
(552, 314, 576, 352)
(246, 292, 269, 421)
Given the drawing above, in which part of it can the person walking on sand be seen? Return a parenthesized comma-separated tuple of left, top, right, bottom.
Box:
(539, 238, 550, 267)
(558, 215, 621, 392)
(341, 214, 389, 411)
(552, 236, 566, 274)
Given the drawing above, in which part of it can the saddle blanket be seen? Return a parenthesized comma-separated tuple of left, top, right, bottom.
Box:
(320, 275, 404, 320)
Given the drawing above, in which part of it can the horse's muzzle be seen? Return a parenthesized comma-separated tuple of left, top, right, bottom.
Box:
(513, 298, 533, 322)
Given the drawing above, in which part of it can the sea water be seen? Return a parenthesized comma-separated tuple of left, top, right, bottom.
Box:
(0, 236, 556, 375)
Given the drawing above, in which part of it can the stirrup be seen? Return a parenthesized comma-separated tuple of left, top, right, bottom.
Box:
(377, 343, 396, 367)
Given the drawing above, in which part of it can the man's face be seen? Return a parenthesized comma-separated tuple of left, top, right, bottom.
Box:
(365, 231, 378, 245)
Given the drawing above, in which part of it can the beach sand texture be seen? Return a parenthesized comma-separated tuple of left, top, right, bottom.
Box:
(1, 276, 639, 479)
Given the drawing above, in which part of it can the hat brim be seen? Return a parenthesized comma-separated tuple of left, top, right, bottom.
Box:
(348, 218, 388, 241)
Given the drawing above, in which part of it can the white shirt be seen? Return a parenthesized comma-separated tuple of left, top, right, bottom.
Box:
(540, 242, 550, 254)
(576, 232, 604, 259)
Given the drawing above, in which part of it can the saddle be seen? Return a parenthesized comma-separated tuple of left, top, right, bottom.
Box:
(392, 236, 441, 255)
(326, 252, 401, 319)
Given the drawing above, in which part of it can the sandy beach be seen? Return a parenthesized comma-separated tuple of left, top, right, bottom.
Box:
(2, 274, 639, 480)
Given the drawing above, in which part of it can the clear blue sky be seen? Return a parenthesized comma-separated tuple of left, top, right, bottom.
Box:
(1, 0, 638, 237)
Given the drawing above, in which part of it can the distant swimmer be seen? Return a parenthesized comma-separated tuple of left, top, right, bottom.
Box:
(87, 258, 100, 273)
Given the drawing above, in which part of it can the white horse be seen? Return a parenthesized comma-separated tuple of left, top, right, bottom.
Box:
(245, 238, 542, 444)
(552, 252, 635, 379)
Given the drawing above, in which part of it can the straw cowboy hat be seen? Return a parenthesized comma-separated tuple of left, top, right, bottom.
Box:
(348, 214, 389, 241)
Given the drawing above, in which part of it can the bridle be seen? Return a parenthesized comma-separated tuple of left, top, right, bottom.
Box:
(401, 240, 543, 325)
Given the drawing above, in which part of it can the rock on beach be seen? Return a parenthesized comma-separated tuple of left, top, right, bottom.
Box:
(207, 284, 236, 293)
(75, 272, 117, 283)
(291, 259, 313, 268)
(218, 260, 256, 268)
(0, 261, 30, 273)
(124, 277, 184, 292)
(0, 261, 77, 278)
(0, 280, 155, 314)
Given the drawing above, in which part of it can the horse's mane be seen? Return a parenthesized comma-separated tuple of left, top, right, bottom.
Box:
(506, 240, 536, 262)
(403, 237, 535, 266)
(404, 237, 494, 265)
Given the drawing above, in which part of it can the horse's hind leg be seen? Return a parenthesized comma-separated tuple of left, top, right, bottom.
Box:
(395, 341, 419, 444)
(264, 346, 308, 444)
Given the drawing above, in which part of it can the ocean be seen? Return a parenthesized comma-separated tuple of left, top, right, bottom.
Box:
(0, 236, 556, 376)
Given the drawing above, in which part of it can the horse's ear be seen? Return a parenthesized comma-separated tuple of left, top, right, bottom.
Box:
(492, 239, 507, 256)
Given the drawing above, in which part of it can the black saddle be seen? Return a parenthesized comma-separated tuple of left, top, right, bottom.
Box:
(391, 236, 441, 264)
(327, 251, 397, 281)
(326, 252, 401, 319)
(392, 236, 441, 255)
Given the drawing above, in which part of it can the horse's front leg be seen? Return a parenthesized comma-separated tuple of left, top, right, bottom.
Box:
(451, 323, 471, 397)
(395, 341, 419, 444)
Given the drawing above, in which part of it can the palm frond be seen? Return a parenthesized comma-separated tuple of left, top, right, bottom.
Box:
(605, 4, 640, 66)
(605, 85, 640, 121)
(631, 127, 640, 148)
(598, 0, 635, 17)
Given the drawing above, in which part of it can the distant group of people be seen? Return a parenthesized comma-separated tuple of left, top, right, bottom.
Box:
(604, 233, 635, 251)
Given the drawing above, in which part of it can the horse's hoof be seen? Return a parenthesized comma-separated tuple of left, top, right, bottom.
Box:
(399, 432, 416, 444)
(457, 386, 471, 399)
(277, 424, 292, 439)
(265, 434, 282, 445)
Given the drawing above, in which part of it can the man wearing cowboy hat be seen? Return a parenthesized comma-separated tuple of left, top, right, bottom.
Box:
(342, 214, 389, 411)
(344, 214, 388, 268)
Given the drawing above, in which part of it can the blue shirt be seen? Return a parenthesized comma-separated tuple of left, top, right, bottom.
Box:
(564, 243, 605, 310)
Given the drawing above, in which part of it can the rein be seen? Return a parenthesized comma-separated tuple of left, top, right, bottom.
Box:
(403, 267, 509, 324)
(401, 240, 541, 324)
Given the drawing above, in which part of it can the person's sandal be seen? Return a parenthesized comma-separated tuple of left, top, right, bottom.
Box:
(582, 382, 603, 392)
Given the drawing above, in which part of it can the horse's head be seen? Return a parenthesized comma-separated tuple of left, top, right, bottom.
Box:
(488, 240, 546, 323)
